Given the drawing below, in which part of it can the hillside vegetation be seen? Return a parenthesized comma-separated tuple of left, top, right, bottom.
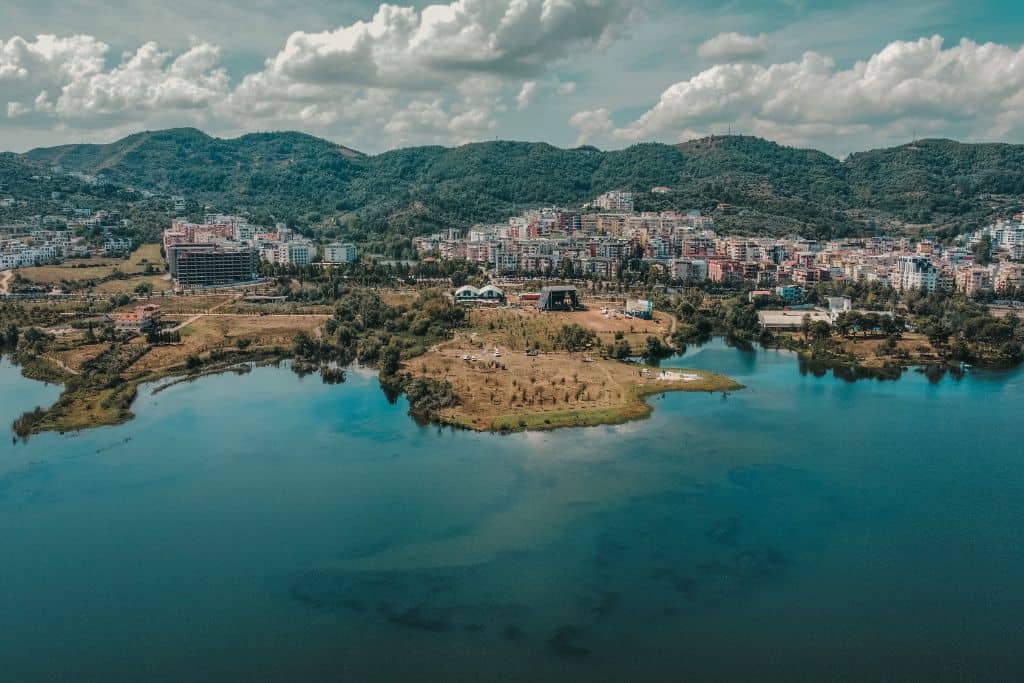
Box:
(17, 129, 1024, 247)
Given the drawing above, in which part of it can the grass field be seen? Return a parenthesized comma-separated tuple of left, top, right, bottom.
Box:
(472, 304, 674, 354)
(782, 330, 942, 367)
(52, 343, 111, 373)
(130, 313, 327, 374)
(19, 244, 165, 286)
(414, 307, 738, 432)
(92, 274, 173, 294)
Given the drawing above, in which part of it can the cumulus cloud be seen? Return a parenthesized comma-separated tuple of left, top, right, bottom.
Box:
(596, 36, 1024, 154)
(251, 0, 632, 89)
(697, 32, 769, 62)
(515, 78, 575, 110)
(2, 34, 228, 129)
(516, 81, 538, 110)
(569, 108, 613, 146)
(1, 0, 636, 150)
(229, 0, 634, 143)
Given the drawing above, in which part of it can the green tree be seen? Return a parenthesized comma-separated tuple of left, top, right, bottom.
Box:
(973, 234, 994, 266)
(379, 344, 401, 376)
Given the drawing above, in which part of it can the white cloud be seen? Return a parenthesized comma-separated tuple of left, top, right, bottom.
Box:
(251, 0, 632, 89)
(1, 34, 107, 111)
(1, 0, 637, 150)
(516, 81, 538, 110)
(56, 41, 228, 117)
(601, 36, 1024, 154)
(569, 108, 613, 146)
(697, 32, 769, 62)
(226, 0, 636, 148)
(2, 34, 228, 130)
(515, 77, 576, 110)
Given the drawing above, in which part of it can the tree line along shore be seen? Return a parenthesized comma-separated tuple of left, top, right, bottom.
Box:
(4, 249, 1021, 439)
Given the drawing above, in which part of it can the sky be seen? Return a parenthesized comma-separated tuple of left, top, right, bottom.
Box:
(2, 0, 1024, 157)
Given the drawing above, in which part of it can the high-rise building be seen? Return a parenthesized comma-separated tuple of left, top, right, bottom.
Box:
(167, 244, 259, 288)
(894, 255, 938, 292)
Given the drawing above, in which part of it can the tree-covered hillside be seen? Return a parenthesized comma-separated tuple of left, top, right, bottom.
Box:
(18, 129, 1024, 245)
(845, 138, 1024, 232)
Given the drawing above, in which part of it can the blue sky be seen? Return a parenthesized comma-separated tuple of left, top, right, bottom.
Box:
(2, 0, 1023, 155)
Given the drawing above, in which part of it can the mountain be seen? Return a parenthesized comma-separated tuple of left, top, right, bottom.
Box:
(846, 138, 1024, 223)
(0, 151, 148, 220)
(17, 129, 1024, 249)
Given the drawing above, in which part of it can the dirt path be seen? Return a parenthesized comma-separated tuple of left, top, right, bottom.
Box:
(166, 296, 294, 334)
(0, 270, 12, 295)
(44, 355, 80, 376)
(166, 312, 331, 332)
(206, 297, 235, 313)
(168, 314, 203, 333)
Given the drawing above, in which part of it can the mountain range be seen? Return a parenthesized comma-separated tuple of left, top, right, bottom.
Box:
(8, 128, 1024, 248)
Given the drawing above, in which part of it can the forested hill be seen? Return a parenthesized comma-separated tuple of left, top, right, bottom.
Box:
(19, 128, 1024, 246)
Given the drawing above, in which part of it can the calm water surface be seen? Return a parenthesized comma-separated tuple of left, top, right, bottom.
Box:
(1, 343, 1022, 682)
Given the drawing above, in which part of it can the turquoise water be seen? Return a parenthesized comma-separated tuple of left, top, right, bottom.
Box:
(1, 344, 1023, 682)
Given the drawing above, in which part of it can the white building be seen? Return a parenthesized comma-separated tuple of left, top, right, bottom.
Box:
(104, 237, 133, 255)
(234, 223, 256, 241)
(826, 296, 852, 321)
(670, 258, 708, 282)
(323, 243, 358, 264)
(275, 241, 314, 266)
(593, 191, 635, 212)
(893, 255, 937, 292)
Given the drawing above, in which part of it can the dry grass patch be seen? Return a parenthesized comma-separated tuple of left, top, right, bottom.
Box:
(19, 243, 166, 285)
(470, 305, 674, 354)
(92, 274, 173, 294)
(785, 331, 942, 367)
(412, 308, 738, 432)
(53, 343, 110, 372)
(150, 294, 235, 313)
(129, 313, 327, 374)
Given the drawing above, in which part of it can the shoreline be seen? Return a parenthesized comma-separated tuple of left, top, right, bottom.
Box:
(5, 343, 742, 439)
(432, 368, 742, 433)
(7, 330, 1019, 440)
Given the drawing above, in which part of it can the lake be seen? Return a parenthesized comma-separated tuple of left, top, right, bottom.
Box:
(2, 341, 1022, 682)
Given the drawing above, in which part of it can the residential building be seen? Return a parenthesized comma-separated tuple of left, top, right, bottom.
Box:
(894, 255, 938, 292)
(324, 243, 358, 264)
(956, 266, 993, 295)
(593, 191, 634, 212)
(113, 304, 162, 334)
